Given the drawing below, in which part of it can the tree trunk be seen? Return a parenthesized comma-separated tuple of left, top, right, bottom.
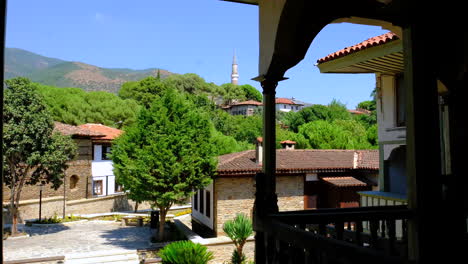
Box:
(10, 206, 18, 235)
(158, 207, 167, 241)
(134, 202, 139, 213)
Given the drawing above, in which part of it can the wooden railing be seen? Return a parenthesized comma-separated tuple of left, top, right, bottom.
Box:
(255, 206, 414, 264)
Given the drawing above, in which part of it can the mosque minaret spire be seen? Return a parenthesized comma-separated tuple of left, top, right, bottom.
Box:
(231, 50, 239, 85)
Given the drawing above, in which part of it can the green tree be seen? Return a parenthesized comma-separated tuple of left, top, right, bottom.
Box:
(164, 73, 214, 95)
(276, 126, 310, 149)
(3, 77, 77, 235)
(111, 89, 217, 241)
(239, 84, 262, 102)
(119, 76, 167, 107)
(223, 213, 253, 264)
(281, 104, 331, 133)
(328, 99, 351, 121)
(298, 119, 373, 149)
(36, 83, 140, 128)
(220, 83, 246, 105)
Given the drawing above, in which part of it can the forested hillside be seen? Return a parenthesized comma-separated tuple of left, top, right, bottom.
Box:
(27, 72, 377, 155)
(4, 48, 172, 93)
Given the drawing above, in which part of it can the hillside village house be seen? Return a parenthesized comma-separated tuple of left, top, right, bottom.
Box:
(2, 122, 132, 222)
(225, 100, 263, 116)
(224, 97, 304, 116)
(192, 139, 379, 237)
(275, 97, 303, 112)
(219, 1, 466, 263)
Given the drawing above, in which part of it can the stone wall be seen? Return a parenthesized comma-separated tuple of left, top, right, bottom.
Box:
(214, 175, 303, 235)
(66, 194, 152, 215)
(3, 196, 64, 224)
(3, 194, 153, 224)
(3, 138, 93, 202)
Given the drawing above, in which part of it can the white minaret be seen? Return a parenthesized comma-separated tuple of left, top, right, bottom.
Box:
(231, 50, 239, 85)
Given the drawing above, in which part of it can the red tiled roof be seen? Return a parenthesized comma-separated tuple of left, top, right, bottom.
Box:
(356, 150, 379, 170)
(275, 98, 296, 105)
(232, 100, 263, 106)
(317, 32, 399, 64)
(348, 109, 372, 115)
(77, 124, 123, 140)
(280, 140, 296, 145)
(217, 149, 378, 176)
(54, 122, 105, 137)
(321, 176, 367, 187)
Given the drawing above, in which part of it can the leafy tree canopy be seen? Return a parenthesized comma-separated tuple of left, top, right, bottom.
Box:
(37, 83, 141, 128)
(3, 77, 77, 234)
(111, 88, 217, 240)
(298, 119, 374, 150)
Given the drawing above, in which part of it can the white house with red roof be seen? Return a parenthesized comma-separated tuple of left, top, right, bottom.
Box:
(78, 124, 123, 197)
(275, 97, 303, 112)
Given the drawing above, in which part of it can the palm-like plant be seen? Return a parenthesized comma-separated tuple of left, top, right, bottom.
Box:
(223, 213, 253, 264)
(158, 240, 213, 264)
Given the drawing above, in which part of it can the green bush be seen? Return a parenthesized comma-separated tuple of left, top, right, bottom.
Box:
(223, 213, 253, 264)
(158, 240, 213, 264)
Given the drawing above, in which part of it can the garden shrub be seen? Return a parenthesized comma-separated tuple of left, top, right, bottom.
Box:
(158, 240, 213, 264)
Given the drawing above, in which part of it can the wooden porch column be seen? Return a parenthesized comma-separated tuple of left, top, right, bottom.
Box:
(254, 79, 279, 264)
(403, 25, 444, 263)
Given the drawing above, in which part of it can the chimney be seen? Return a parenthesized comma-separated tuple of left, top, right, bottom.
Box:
(280, 140, 296, 150)
(255, 137, 263, 165)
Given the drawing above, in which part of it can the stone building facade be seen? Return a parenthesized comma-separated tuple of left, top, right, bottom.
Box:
(2, 122, 128, 222)
(192, 140, 379, 237)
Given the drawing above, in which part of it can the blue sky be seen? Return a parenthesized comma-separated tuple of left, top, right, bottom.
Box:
(6, 0, 388, 108)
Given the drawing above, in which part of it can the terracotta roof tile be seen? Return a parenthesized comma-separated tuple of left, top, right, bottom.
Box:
(321, 176, 367, 187)
(77, 124, 123, 140)
(232, 100, 263, 106)
(280, 140, 296, 144)
(217, 149, 379, 176)
(317, 32, 399, 64)
(275, 98, 296, 105)
(356, 150, 379, 169)
(54, 122, 105, 137)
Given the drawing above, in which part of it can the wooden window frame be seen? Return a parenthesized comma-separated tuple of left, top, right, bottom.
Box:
(205, 190, 211, 218)
(395, 74, 406, 127)
(199, 189, 204, 214)
(101, 144, 112, 160)
(93, 180, 103, 195)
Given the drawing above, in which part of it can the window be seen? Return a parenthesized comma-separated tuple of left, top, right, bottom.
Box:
(205, 190, 211, 218)
(93, 180, 103, 195)
(194, 191, 198, 211)
(70, 175, 79, 189)
(115, 183, 123, 192)
(284, 105, 286, 109)
(199, 189, 204, 214)
(101, 145, 112, 160)
(395, 74, 406, 127)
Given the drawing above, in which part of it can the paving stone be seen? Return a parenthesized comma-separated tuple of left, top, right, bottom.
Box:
(3, 220, 153, 261)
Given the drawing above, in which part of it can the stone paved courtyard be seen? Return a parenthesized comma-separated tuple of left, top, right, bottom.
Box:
(3, 220, 153, 261)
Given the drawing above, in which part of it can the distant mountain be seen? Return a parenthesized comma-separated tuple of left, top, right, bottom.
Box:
(4, 48, 173, 93)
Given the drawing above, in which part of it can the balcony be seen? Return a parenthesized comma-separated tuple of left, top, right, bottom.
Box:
(255, 205, 414, 264)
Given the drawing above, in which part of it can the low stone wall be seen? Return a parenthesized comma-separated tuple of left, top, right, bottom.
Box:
(3, 196, 64, 224)
(3, 194, 153, 223)
(66, 194, 152, 215)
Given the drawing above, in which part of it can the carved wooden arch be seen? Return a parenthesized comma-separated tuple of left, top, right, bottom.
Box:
(260, 0, 406, 82)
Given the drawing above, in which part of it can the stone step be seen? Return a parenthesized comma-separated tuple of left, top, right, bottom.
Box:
(65, 249, 139, 264)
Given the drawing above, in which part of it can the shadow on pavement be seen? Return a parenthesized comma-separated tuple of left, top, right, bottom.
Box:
(99, 224, 153, 250)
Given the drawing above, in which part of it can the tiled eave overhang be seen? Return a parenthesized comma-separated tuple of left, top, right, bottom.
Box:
(217, 167, 377, 177)
(317, 36, 403, 74)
